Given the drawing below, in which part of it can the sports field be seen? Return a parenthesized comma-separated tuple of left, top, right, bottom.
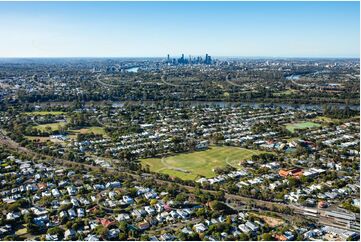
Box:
(285, 121, 321, 133)
(33, 121, 67, 131)
(141, 146, 267, 180)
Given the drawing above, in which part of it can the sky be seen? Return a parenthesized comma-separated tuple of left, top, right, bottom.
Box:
(0, 1, 359, 58)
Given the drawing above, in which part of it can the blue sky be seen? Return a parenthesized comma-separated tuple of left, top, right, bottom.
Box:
(0, 1, 359, 58)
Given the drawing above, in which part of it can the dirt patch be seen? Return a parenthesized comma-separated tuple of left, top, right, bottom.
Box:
(251, 213, 285, 228)
(25, 136, 50, 142)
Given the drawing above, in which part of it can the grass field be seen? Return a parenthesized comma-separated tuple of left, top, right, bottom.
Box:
(15, 225, 28, 236)
(273, 89, 297, 97)
(24, 111, 66, 115)
(70, 127, 106, 135)
(285, 121, 321, 133)
(33, 121, 67, 131)
(312, 116, 344, 123)
(141, 146, 267, 180)
(32, 125, 106, 139)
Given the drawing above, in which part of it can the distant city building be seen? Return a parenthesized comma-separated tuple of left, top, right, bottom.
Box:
(165, 53, 214, 65)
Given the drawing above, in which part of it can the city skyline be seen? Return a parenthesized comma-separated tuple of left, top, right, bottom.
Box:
(0, 1, 359, 58)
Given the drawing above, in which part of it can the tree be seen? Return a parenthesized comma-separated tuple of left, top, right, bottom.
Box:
(239, 233, 250, 241)
(24, 212, 34, 224)
(27, 223, 41, 235)
(195, 208, 206, 217)
(47, 227, 65, 238)
(118, 221, 128, 232)
(65, 221, 74, 230)
(140, 234, 149, 240)
(175, 193, 186, 203)
(95, 225, 108, 238)
(150, 199, 158, 205)
(3, 235, 19, 241)
(119, 232, 127, 240)
(209, 200, 227, 211)
(225, 215, 232, 225)
(177, 232, 187, 241)
(262, 233, 275, 241)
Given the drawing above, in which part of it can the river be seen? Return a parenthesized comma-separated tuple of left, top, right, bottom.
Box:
(125, 67, 139, 73)
(285, 75, 301, 81)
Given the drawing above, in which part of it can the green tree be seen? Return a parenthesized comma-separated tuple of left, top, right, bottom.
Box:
(262, 233, 275, 241)
(239, 233, 250, 241)
(47, 227, 65, 238)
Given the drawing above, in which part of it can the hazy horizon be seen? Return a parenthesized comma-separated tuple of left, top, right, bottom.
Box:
(0, 56, 359, 59)
(0, 1, 359, 58)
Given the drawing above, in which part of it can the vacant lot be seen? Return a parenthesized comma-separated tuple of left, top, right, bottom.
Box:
(141, 146, 267, 180)
(285, 121, 321, 133)
(250, 213, 284, 228)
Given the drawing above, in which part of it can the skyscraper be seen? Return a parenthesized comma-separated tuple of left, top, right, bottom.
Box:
(204, 54, 212, 64)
